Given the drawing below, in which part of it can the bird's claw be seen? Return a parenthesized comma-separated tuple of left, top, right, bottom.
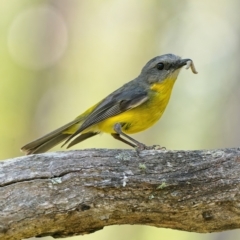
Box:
(135, 144, 166, 151)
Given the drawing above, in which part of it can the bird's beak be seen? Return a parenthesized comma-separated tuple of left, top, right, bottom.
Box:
(177, 58, 198, 74)
(176, 59, 191, 69)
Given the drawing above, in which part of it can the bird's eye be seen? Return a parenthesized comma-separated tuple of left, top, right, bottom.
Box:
(156, 62, 164, 70)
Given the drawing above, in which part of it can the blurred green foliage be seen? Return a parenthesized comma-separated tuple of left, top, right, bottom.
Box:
(1, 0, 240, 239)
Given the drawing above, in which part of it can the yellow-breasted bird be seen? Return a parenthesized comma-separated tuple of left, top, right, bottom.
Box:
(21, 54, 197, 155)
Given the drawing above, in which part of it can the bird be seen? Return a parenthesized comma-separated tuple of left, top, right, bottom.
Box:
(21, 53, 197, 155)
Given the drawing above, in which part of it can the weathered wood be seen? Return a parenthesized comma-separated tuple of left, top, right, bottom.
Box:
(0, 148, 240, 240)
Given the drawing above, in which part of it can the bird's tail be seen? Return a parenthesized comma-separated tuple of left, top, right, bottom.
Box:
(21, 119, 81, 155)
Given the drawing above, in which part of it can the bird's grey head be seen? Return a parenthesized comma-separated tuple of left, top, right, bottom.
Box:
(140, 54, 191, 84)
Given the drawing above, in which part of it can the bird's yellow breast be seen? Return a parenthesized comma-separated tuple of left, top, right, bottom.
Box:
(96, 77, 176, 134)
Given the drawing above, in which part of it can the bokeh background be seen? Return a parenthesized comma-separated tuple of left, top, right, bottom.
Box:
(1, 0, 240, 239)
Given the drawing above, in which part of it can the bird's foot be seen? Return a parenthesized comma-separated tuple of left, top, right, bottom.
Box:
(151, 144, 166, 150)
(135, 144, 166, 151)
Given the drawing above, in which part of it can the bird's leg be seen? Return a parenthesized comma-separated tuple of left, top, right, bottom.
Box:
(111, 133, 136, 148)
(113, 123, 147, 150)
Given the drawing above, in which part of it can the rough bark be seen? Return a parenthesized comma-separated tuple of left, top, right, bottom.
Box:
(0, 148, 240, 240)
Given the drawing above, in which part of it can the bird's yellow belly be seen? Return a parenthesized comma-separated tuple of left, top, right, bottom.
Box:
(97, 89, 172, 134)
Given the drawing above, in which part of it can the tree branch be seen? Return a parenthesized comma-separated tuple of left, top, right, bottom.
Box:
(1, 148, 240, 240)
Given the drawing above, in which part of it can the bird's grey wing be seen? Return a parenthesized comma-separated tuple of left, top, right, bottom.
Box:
(80, 91, 148, 131)
(64, 85, 149, 143)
